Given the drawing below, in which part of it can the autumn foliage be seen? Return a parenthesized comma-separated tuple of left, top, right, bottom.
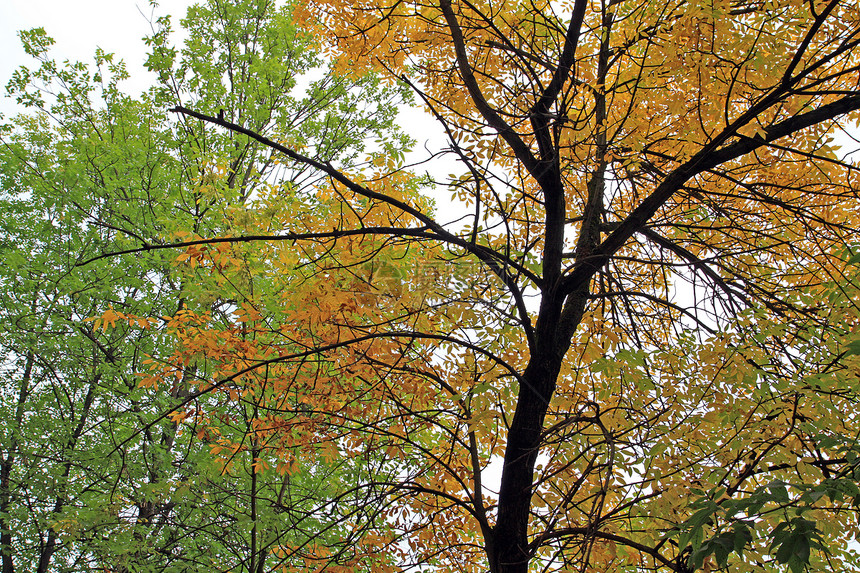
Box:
(163, 0, 860, 571)
(5, 0, 860, 572)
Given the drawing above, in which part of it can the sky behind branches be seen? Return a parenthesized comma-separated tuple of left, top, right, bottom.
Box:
(1, 0, 194, 118)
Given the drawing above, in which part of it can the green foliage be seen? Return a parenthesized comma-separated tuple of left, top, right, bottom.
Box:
(0, 1, 416, 571)
(674, 452, 860, 572)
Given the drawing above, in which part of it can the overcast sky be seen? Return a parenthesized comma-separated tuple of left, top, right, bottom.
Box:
(1, 0, 195, 117)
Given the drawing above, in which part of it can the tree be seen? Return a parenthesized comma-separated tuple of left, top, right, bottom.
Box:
(5, 0, 860, 572)
(0, 1, 414, 571)
(150, 0, 860, 572)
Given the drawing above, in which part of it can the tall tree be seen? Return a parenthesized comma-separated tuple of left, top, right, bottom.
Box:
(150, 0, 860, 572)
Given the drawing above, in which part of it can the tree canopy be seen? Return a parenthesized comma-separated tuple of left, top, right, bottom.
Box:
(3, 0, 860, 572)
(1, 1, 413, 571)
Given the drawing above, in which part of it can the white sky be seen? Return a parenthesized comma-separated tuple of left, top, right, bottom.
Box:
(0, 0, 195, 118)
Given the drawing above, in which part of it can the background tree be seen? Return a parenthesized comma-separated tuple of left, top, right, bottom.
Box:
(0, 0, 414, 570)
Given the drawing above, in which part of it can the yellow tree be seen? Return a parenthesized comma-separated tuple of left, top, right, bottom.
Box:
(140, 0, 860, 571)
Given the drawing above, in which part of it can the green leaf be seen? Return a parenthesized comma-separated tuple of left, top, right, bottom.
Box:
(844, 340, 860, 357)
(846, 251, 860, 266)
(711, 535, 735, 567)
(770, 517, 823, 573)
(732, 522, 753, 557)
(768, 481, 790, 503)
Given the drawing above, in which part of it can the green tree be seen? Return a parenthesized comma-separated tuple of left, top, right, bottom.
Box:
(0, 1, 414, 571)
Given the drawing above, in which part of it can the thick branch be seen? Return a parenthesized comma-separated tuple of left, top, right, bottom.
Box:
(561, 93, 860, 295)
(167, 106, 538, 344)
(438, 0, 543, 181)
(529, 0, 588, 162)
(531, 527, 683, 572)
